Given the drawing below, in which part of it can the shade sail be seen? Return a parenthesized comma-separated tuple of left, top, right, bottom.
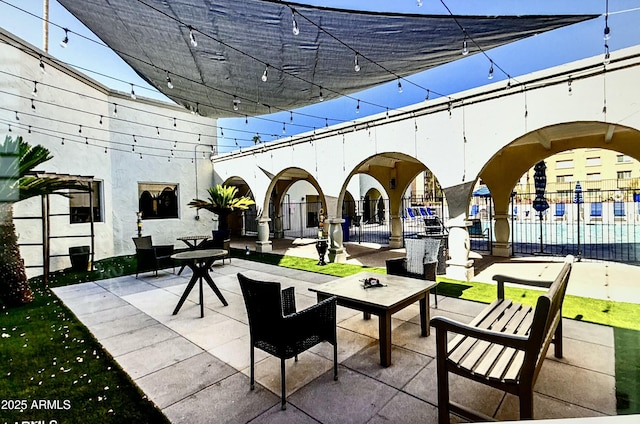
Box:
(57, 0, 595, 118)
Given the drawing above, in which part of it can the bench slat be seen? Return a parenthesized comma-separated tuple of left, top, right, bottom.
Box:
(448, 299, 513, 362)
(487, 312, 535, 381)
(456, 303, 528, 370)
(470, 306, 533, 377)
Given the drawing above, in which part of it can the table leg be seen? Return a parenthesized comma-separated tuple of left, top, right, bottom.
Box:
(173, 274, 198, 315)
(203, 271, 228, 306)
(419, 292, 430, 337)
(379, 312, 392, 367)
(199, 275, 204, 318)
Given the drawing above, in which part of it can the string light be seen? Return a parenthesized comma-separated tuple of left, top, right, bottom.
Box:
(15, 111, 19, 121)
(28, 125, 31, 134)
(133, 134, 137, 143)
(397, 79, 403, 93)
(354, 54, 361, 72)
(156, 126, 160, 137)
(189, 26, 197, 47)
(261, 65, 268, 82)
(567, 78, 573, 96)
(417, 0, 423, 7)
(604, 0, 611, 40)
(488, 61, 494, 80)
(325, 118, 328, 127)
(166, 72, 173, 89)
(32, 81, 38, 97)
(31, 99, 36, 111)
(130, 84, 136, 100)
(99, 115, 103, 125)
(319, 88, 324, 102)
(39, 55, 46, 73)
(233, 96, 240, 111)
(7, 124, 11, 132)
(113, 103, 118, 117)
(356, 99, 360, 114)
(462, 34, 469, 56)
(282, 122, 286, 134)
(60, 28, 69, 48)
(61, 137, 64, 145)
(85, 137, 88, 144)
(245, 115, 248, 125)
(290, 111, 293, 122)
(173, 117, 177, 127)
(292, 9, 300, 35)
(604, 44, 611, 65)
(425, 89, 430, 101)
(78, 124, 82, 134)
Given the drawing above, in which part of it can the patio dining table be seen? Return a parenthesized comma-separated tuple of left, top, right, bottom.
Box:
(171, 249, 228, 318)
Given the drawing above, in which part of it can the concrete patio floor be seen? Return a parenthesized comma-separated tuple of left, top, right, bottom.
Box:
(52, 255, 626, 423)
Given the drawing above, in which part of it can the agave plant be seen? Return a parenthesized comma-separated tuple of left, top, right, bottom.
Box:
(188, 184, 255, 232)
(1, 135, 87, 307)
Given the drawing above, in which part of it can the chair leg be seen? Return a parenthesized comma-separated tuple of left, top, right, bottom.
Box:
(250, 346, 255, 390)
(520, 390, 534, 420)
(434, 285, 438, 309)
(333, 342, 338, 381)
(280, 358, 287, 410)
(436, 330, 450, 424)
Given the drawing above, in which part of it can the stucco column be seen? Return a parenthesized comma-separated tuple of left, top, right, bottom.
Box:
(389, 214, 403, 248)
(492, 212, 511, 257)
(256, 217, 272, 253)
(445, 217, 474, 281)
(327, 218, 347, 263)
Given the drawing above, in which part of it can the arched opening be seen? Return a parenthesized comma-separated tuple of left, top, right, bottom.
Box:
(477, 121, 640, 263)
(221, 176, 256, 236)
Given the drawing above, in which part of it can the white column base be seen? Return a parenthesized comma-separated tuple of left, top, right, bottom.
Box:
(445, 259, 474, 281)
(492, 243, 511, 257)
(256, 241, 272, 253)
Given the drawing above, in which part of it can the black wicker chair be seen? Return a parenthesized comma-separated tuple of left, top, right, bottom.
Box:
(132, 236, 174, 277)
(237, 273, 338, 410)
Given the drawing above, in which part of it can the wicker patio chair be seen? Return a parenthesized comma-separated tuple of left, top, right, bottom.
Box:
(132, 236, 174, 277)
(237, 273, 338, 410)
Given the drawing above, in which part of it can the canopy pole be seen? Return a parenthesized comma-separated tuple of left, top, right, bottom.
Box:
(42, 0, 49, 52)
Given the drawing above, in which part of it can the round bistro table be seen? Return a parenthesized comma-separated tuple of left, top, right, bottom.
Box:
(171, 249, 228, 317)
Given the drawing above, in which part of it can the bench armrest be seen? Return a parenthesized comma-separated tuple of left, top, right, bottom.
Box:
(492, 274, 553, 299)
(430, 316, 529, 351)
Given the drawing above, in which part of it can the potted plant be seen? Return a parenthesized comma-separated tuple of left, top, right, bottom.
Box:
(188, 184, 255, 236)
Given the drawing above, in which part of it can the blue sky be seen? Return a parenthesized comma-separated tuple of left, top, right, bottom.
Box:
(2, 1, 640, 152)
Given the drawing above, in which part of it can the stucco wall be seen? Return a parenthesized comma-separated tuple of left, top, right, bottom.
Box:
(1, 34, 218, 276)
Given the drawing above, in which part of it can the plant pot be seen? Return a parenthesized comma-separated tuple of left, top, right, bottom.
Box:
(69, 246, 90, 271)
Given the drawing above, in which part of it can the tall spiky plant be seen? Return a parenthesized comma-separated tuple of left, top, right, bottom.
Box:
(0, 135, 87, 307)
(188, 184, 255, 232)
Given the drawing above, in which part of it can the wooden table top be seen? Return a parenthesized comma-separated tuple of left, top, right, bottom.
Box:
(171, 249, 227, 261)
(309, 272, 437, 309)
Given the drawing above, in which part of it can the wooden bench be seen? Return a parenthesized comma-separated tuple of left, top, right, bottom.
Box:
(430, 256, 573, 423)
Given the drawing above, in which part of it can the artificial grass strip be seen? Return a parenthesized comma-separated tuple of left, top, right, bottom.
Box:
(0, 282, 169, 423)
(614, 327, 640, 414)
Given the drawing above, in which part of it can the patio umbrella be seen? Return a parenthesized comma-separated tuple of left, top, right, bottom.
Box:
(532, 161, 549, 253)
(472, 186, 491, 197)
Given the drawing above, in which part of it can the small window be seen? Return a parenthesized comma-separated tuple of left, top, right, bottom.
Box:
(587, 173, 601, 181)
(616, 154, 632, 163)
(70, 181, 103, 223)
(585, 157, 601, 166)
(138, 183, 178, 219)
(556, 175, 573, 183)
(617, 171, 632, 180)
(556, 160, 573, 169)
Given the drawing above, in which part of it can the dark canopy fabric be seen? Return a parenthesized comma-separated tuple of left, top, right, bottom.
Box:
(58, 0, 595, 117)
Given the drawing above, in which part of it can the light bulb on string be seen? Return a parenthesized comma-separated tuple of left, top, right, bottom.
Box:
(130, 84, 136, 100)
(189, 26, 197, 47)
(78, 124, 82, 134)
(113, 103, 118, 117)
(173, 140, 177, 148)
(60, 28, 69, 48)
(290, 111, 293, 122)
(567, 78, 573, 96)
(233, 96, 240, 111)
(462, 36, 469, 56)
(319, 88, 324, 102)
(245, 116, 248, 125)
(32, 81, 37, 97)
(198, 133, 201, 142)
(354, 54, 361, 72)
(7, 124, 11, 132)
(99, 115, 103, 125)
(104, 147, 107, 154)
(282, 123, 286, 134)
(133, 134, 137, 143)
(488, 61, 494, 80)
(604, 44, 611, 65)
(261, 66, 268, 82)
(325, 118, 328, 128)
(61, 137, 64, 145)
(397, 79, 403, 93)
(604, 25, 611, 40)
(15, 111, 19, 121)
(28, 125, 31, 134)
(156, 126, 160, 137)
(166, 72, 173, 89)
(173, 117, 177, 127)
(425, 89, 430, 101)
(39, 55, 46, 73)
(292, 10, 299, 35)
(356, 99, 360, 114)
(417, 0, 423, 6)
(139, 153, 142, 160)
(85, 137, 88, 144)
(31, 99, 36, 111)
